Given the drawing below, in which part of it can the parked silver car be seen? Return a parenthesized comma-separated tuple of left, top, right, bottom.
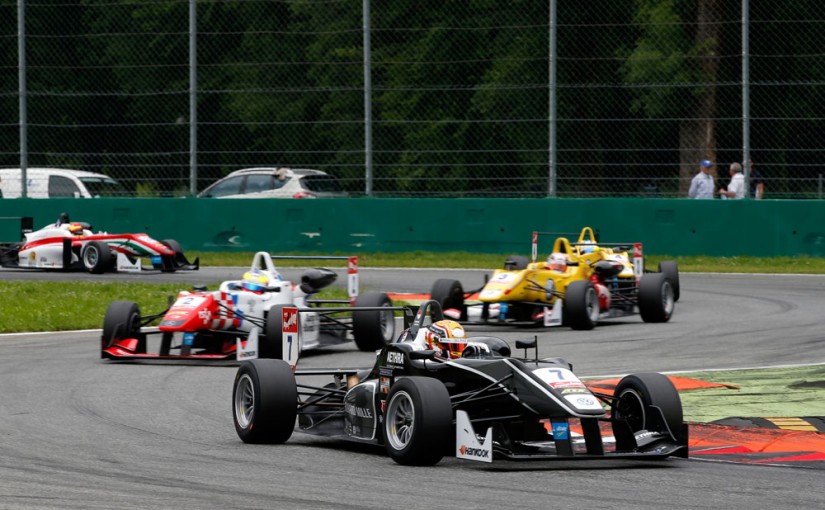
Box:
(198, 167, 347, 199)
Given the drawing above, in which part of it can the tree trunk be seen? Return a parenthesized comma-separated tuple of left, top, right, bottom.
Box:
(679, 0, 721, 195)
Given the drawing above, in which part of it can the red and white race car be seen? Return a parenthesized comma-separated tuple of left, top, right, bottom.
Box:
(101, 252, 403, 362)
(0, 213, 198, 273)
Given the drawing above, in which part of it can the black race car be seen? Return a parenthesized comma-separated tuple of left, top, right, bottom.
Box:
(231, 300, 688, 465)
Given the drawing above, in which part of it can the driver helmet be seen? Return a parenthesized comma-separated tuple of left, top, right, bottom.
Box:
(580, 240, 596, 254)
(424, 320, 468, 359)
(67, 223, 84, 235)
(546, 252, 568, 272)
(241, 269, 270, 293)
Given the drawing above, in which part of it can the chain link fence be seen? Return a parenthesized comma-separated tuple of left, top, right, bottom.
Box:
(1, 1, 824, 199)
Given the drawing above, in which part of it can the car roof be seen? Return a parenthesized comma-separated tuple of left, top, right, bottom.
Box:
(226, 167, 330, 177)
(0, 167, 115, 179)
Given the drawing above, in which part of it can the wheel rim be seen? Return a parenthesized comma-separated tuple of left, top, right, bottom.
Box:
(234, 374, 255, 429)
(83, 246, 99, 268)
(585, 287, 600, 322)
(615, 389, 646, 431)
(385, 390, 414, 451)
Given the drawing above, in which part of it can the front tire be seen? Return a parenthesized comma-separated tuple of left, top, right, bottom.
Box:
(352, 293, 395, 351)
(82, 241, 113, 274)
(102, 300, 141, 351)
(638, 273, 674, 323)
(564, 280, 599, 330)
(611, 372, 683, 441)
(383, 377, 452, 466)
(233, 359, 297, 444)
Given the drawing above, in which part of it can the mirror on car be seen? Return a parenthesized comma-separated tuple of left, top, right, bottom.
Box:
(515, 337, 537, 350)
(409, 349, 439, 361)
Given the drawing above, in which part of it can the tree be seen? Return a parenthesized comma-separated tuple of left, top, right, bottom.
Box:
(620, 0, 723, 194)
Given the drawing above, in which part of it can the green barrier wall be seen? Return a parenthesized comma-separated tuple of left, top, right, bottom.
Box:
(1, 198, 824, 257)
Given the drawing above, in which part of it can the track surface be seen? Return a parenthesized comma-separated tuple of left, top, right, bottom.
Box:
(1, 270, 825, 508)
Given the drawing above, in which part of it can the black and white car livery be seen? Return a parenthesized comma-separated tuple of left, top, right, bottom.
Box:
(232, 300, 688, 465)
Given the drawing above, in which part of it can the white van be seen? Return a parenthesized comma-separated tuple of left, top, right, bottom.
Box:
(0, 168, 127, 198)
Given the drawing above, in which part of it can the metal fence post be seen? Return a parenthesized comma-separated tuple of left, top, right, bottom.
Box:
(188, 0, 198, 197)
(548, 0, 557, 198)
(363, 0, 373, 197)
(742, 0, 751, 198)
(18, 0, 28, 197)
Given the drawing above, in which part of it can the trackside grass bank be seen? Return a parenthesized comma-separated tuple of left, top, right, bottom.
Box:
(1, 253, 824, 333)
(193, 251, 825, 273)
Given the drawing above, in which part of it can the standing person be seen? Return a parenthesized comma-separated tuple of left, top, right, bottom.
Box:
(688, 159, 715, 199)
(719, 162, 745, 199)
(749, 159, 764, 199)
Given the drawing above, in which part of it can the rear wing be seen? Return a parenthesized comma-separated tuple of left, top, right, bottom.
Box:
(530, 228, 644, 280)
(0, 216, 33, 244)
(269, 254, 360, 303)
(271, 305, 417, 370)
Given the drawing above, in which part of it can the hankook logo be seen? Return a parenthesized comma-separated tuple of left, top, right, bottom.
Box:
(458, 445, 490, 458)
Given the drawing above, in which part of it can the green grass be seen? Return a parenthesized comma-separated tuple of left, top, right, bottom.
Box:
(193, 251, 825, 273)
(1, 252, 823, 333)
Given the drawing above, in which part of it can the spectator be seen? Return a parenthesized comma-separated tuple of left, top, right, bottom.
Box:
(688, 159, 715, 199)
(749, 159, 764, 199)
(719, 162, 745, 199)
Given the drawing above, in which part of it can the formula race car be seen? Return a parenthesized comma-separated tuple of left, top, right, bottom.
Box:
(430, 227, 679, 330)
(0, 213, 198, 273)
(101, 252, 400, 362)
(231, 300, 688, 466)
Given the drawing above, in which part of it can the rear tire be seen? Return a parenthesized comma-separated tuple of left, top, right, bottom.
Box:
(383, 377, 452, 466)
(638, 273, 674, 323)
(233, 359, 297, 444)
(82, 241, 113, 274)
(611, 372, 683, 441)
(658, 260, 680, 302)
(352, 293, 395, 351)
(430, 279, 465, 319)
(564, 280, 599, 330)
(261, 305, 285, 359)
(102, 300, 141, 351)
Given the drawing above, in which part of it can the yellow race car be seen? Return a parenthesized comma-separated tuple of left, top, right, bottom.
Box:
(430, 227, 679, 330)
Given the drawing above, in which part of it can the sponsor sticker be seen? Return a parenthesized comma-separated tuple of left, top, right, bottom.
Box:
(386, 351, 404, 365)
(551, 421, 569, 440)
(563, 394, 604, 411)
(455, 411, 493, 463)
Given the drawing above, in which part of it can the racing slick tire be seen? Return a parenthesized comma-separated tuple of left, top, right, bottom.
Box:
(352, 292, 395, 351)
(233, 359, 297, 444)
(102, 300, 141, 351)
(638, 272, 674, 323)
(658, 260, 680, 302)
(564, 280, 599, 330)
(261, 305, 285, 360)
(611, 372, 683, 443)
(383, 377, 452, 466)
(430, 279, 466, 320)
(503, 255, 529, 270)
(81, 240, 113, 274)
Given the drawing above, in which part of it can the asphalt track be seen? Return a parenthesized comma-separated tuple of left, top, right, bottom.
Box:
(1, 268, 825, 509)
